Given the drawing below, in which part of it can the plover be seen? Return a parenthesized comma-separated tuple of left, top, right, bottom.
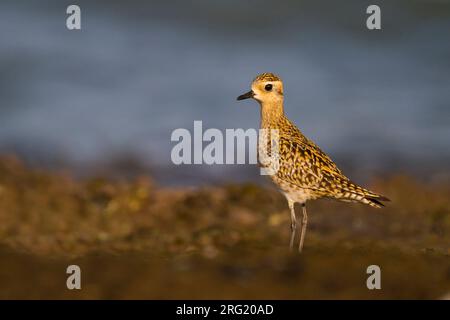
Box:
(237, 72, 389, 253)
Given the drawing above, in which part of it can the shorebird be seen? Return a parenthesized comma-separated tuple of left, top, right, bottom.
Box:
(237, 72, 389, 253)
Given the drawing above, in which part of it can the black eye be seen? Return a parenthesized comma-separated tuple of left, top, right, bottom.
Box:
(265, 84, 273, 91)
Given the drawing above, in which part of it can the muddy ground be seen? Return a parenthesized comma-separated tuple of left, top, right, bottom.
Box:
(0, 156, 449, 299)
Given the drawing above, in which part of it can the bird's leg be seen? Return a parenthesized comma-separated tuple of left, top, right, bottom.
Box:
(288, 200, 297, 251)
(298, 203, 308, 253)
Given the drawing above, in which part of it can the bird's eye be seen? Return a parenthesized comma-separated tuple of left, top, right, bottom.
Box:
(265, 84, 273, 91)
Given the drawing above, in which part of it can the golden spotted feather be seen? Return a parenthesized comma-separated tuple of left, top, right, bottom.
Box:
(268, 115, 389, 208)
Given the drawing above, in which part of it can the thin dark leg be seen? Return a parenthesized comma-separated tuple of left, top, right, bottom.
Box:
(288, 200, 297, 251)
(298, 203, 308, 253)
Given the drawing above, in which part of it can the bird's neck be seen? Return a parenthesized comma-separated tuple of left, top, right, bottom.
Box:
(260, 101, 284, 129)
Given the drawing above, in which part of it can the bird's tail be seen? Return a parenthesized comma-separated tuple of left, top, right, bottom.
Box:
(335, 180, 390, 208)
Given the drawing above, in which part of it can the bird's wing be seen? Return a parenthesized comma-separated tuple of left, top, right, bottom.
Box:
(276, 135, 345, 193)
(276, 135, 389, 207)
(271, 117, 389, 206)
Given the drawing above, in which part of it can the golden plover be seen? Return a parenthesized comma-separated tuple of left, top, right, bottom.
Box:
(237, 72, 389, 253)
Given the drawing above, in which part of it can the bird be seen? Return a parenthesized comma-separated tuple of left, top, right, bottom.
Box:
(237, 72, 389, 253)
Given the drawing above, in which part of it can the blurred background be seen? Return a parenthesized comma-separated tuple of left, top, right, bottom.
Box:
(0, 0, 449, 299)
(1, 0, 449, 185)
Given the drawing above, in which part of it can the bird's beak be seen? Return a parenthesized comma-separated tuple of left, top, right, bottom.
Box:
(237, 90, 254, 101)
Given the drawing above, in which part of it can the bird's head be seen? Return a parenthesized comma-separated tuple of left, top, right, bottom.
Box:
(237, 73, 284, 105)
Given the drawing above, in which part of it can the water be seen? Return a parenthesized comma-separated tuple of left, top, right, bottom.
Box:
(1, 0, 449, 185)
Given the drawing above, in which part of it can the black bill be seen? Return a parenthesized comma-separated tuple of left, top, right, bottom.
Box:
(237, 90, 254, 101)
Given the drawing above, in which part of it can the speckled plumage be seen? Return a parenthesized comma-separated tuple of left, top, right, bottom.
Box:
(263, 113, 388, 208)
(254, 72, 282, 83)
(237, 72, 389, 252)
